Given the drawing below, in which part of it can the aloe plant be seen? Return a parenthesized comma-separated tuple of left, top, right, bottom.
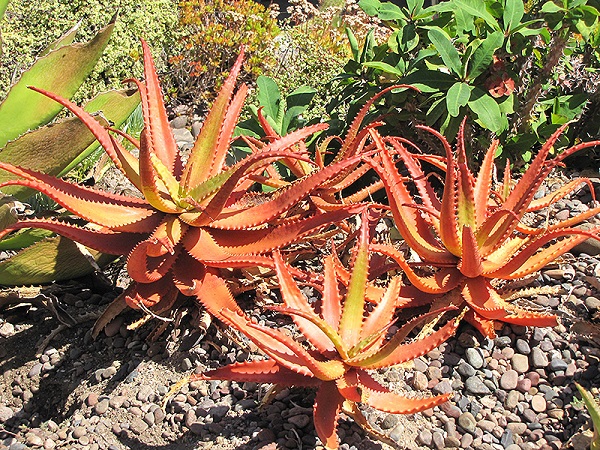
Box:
(367, 120, 600, 337)
(194, 210, 460, 449)
(0, 41, 371, 333)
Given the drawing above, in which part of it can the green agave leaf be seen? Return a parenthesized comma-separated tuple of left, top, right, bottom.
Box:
(0, 229, 53, 251)
(40, 20, 80, 57)
(0, 236, 111, 285)
(575, 383, 600, 450)
(0, 15, 116, 149)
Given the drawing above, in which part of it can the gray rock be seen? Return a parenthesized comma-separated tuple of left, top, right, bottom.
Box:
(465, 348, 485, 369)
(457, 362, 476, 378)
(129, 417, 148, 435)
(288, 414, 311, 428)
(0, 406, 13, 423)
(417, 429, 433, 446)
(530, 348, 549, 368)
(94, 399, 109, 415)
(458, 412, 477, 433)
(380, 414, 398, 430)
(549, 358, 568, 371)
(515, 339, 531, 355)
(585, 296, 600, 311)
(511, 354, 529, 373)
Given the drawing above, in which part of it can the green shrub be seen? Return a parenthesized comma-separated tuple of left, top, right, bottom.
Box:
(167, 0, 280, 111)
(0, 0, 179, 103)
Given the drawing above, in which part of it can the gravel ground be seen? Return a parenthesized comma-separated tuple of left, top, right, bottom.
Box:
(2, 164, 600, 450)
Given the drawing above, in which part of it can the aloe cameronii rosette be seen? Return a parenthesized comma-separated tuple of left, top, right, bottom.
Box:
(367, 121, 600, 338)
(0, 40, 367, 321)
(193, 210, 462, 449)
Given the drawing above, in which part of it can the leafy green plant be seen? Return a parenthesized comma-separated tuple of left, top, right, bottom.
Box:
(327, 0, 600, 165)
(167, 0, 280, 110)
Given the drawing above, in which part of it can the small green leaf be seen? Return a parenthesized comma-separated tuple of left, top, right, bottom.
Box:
(453, 0, 501, 30)
(363, 61, 403, 76)
(378, 2, 406, 20)
(401, 69, 457, 92)
(256, 75, 281, 123)
(427, 27, 463, 77)
(358, 0, 381, 16)
(447, 82, 472, 117)
(541, 1, 565, 13)
(503, 0, 525, 33)
(468, 31, 504, 80)
(468, 88, 507, 133)
(346, 27, 360, 60)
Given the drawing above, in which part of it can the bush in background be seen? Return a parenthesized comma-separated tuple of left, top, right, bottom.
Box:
(0, 0, 179, 103)
(167, 0, 280, 112)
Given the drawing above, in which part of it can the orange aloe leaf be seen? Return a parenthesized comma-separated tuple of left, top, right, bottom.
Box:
(197, 359, 321, 386)
(526, 178, 595, 212)
(455, 120, 476, 230)
(314, 382, 344, 450)
(182, 50, 245, 190)
(138, 39, 178, 172)
(339, 210, 371, 350)
(368, 145, 454, 264)
(127, 241, 179, 283)
(473, 140, 499, 227)
(371, 243, 461, 294)
(195, 207, 365, 259)
(0, 163, 161, 232)
(457, 226, 483, 278)
(517, 205, 600, 235)
(358, 371, 451, 414)
(503, 124, 568, 216)
(25, 87, 137, 182)
(347, 308, 459, 369)
(0, 219, 145, 255)
(121, 276, 180, 309)
(485, 227, 600, 279)
(322, 253, 342, 331)
(358, 276, 402, 345)
(461, 277, 507, 319)
(464, 309, 497, 338)
(273, 252, 339, 354)
(419, 124, 462, 256)
(137, 129, 182, 213)
(501, 307, 557, 327)
(346, 311, 460, 369)
(207, 145, 364, 230)
(476, 208, 520, 254)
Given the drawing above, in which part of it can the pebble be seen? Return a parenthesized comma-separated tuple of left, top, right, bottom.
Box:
(531, 348, 549, 368)
(531, 395, 547, 412)
(465, 348, 484, 369)
(511, 354, 529, 373)
(465, 376, 491, 395)
(129, 418, 148, 435)
(418, 429, 433, 446)
(458, 412, 477, 433)
(0, 406, 14, 423)
(500, 370, 519, 390)
(94, 399, 109, 415)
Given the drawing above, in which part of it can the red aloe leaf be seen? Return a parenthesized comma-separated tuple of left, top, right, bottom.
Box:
(107, 133, 142, 190)
(473, 140, 499, 227)
(314, 381, 344, 450)
(476, 208, 520, 255)
(26, 86, 135, 181)
(182, 50, 245, 190)
(127, 241, 179, 283)
(138, 40, 178, 173)
(517, 205, 600, 235)
(192, 268, 242, 316)
(358, 371, 451, 414)
(192, 207, 365, 260)
(0, 219, 145, 255)
(197, 359, 321, 386)
(273, 251, 338, 354)
(457, 226, 484, 278)
(207, 145, 363, 230)
(322, 253, 342, 331)
(461, 277, 507, 319)
(371, 243, 461, 294)
(171, 251, 207, 297)
(368, 147, 453, 264)
(348, 308, 459, 369)
(485, 227, 600, 279)
(0, 162, 160, 232)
